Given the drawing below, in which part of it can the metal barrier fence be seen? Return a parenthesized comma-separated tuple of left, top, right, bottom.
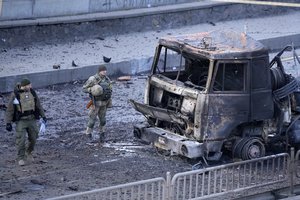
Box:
(47, 153, 290, 200)
(47, 177, 167, 200)
(295, 149, 300, 178)
(171, 153, 289, 200)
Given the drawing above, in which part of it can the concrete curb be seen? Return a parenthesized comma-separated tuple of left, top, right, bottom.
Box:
(260, 34, 300, 52)
(235, 184, 300, 200)
(1, 34, 300, 93)
(0, 57, 153, 93)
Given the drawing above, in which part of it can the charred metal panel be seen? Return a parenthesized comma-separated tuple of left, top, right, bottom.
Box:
(151, 87, 164, 106)
(206, 141, 224, 153)
(181, 97, 196, 115)
(130, 100, 189, 125)
(150, 75, 201, 99)
(194, 93, 208, 140)
(251, 90, 274, 120)
(144, 78, 151, 104)
(142, 127, 204, 158)
(159, 30, 268, 60)
(251, 57, 274, 120)
(203, 94, 250, 141)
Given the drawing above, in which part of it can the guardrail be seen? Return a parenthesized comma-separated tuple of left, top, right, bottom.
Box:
(171, 153, 289, 199)
(47, 152, 293, 200)
(47, 176, 167, 200)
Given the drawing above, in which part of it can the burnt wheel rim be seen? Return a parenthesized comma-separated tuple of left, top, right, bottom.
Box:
(242, 138, 265, 160)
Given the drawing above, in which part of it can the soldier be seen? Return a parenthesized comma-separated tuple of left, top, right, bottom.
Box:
(83, 65, 112, 142)
(5, 78, 47, 166)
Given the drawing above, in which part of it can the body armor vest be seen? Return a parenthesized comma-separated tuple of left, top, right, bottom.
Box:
(13, 89, 39, 121)
(19, 92, 35, 113)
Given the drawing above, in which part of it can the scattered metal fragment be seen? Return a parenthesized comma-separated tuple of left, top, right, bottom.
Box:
(96, 36, 105, 40)
(207, 21, 216, 26)
(117, 76, 131, 81)
(68, 186, 78, 191)
(53, 64, 60, 69)
(103, 45, 114, 49)
(72, 60, 78, 67)
(103, 56, 111, 63)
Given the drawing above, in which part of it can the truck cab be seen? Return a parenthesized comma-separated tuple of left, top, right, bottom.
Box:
(131, 30, 300, 161)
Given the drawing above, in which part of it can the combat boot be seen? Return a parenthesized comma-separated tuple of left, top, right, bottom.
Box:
(99, 126, 105, 133)
(85, 127, 93, 139)
(85, 127, 100, 143)
(99, 132, 105, 143)
(99, 126, 106, 143)
(26, 152, 34, 162)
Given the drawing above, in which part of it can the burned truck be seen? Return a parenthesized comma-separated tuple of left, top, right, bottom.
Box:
(130, 30, 300, 161)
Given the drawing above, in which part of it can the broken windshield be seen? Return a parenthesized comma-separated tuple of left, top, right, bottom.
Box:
(154, 46, 210, 91)
(156, 46, 185, 73)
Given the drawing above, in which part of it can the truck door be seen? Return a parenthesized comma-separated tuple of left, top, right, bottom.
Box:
(204, 61, 250, 141)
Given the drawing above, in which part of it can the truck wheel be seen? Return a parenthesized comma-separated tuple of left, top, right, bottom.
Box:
(233, 137, 265, 160)
(241, 138, 266, 160)
(232, 138, 248, 159)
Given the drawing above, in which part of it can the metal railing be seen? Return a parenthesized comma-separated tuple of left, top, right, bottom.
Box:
(170, 153, 289, 199)
(47, 153, 293, 200)
(294, 149, 300, 178)
(47, 176, 167, 200)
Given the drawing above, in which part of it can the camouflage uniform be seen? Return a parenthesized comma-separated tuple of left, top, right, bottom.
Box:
(5, 85, 46, 163)
(83, 72, 112, 137)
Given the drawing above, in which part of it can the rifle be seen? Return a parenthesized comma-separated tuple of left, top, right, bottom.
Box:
(86, 99, 93, 109)
(86, 95, 96, 109)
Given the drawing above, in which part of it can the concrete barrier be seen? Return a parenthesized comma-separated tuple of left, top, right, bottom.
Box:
(0, 56, 153, 93)
(0, 0, 197, 20)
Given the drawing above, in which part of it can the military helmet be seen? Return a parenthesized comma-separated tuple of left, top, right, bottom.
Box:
(20, 78, 31, 86)
(98, 65, 107, 72)
(90, 85, 103, 96)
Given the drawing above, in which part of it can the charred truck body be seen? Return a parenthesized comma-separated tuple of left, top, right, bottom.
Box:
(131, 30, 300, 161)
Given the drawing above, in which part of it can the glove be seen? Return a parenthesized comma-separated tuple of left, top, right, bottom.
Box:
(42, 117, 47, 124)
(6, 123, 12, 132)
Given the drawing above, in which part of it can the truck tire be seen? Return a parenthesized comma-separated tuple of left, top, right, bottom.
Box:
(233, 137, 265, 160)
(241, 138, 266, 160)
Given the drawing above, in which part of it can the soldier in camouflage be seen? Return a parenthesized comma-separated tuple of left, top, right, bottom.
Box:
(83, 65, 112, 142)
(5, 78, 47, 166)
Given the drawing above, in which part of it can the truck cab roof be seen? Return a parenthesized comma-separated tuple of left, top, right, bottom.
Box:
(159, 30, 268, 60)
